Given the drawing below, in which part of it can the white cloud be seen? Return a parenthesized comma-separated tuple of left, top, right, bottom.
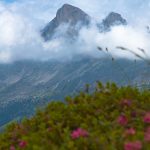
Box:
(74, 24, 150, 60)
(0, 0, 149, 62)
(96, 26, 150, 59)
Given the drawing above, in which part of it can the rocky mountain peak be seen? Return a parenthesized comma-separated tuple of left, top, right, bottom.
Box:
(41, 4, 90, 41)
(56, 4, 90, 25)
(102, 12, 127, 29)
(41, 5, 127, 41)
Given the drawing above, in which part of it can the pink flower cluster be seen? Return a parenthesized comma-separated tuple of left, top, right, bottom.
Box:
(10, 146, 15, 150)
(117, 115, 128, 126)
(71, 128, 89, 139)
(144, 127, 150, 142)
(131, 111, 137, 118)
(143, 112, 150, 123)
(10, 140, 27, 150)
(121, 99, 132, 107)
(19, 140, 28, 148)
(125, 128, 136, 136)
(124, 141, 142, 150)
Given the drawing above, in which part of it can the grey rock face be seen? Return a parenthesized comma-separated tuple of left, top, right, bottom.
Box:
(0, 58, 149, 127)
(41, 4, 127, 40)
(100, 12, 127, 31)
(56, 4, 90, 25)
(41, 4, 90, 41)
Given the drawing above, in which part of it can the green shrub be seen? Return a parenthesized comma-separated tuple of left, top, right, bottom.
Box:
(1, 82, 150, 150)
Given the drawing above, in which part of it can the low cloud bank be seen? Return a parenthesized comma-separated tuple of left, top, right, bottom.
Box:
(0, 0, 150, 62)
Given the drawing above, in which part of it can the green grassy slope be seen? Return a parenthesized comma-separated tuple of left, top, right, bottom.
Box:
(1, 82, 150, 150)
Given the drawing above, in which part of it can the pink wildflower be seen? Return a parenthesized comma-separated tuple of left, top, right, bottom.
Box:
(145, 132, 150, 142)
(117, 115, 128, 126)
(144, 127, 150, 142)
(131, 111, 137, 118)
(124, 141, 142, 150)
(19, 140, 27, 148)
(125, 128, 136, 136)
(146, 127, 150, 132)
(71, 128, 89, 139)
(121, 99, 132, 107)
(10, 146, 15, 150)
(143, 112, 150, 123)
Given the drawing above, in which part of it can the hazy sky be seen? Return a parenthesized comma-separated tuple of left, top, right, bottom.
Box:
(0, 0, 150, 62)
(3, 0, 150, 23)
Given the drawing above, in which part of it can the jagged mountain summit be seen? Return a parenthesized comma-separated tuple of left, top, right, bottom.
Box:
(41, 4, 127, 41)
(41, 4, 91, 41)
(99, 12, 127, 31)
(103, 12, 127, 29)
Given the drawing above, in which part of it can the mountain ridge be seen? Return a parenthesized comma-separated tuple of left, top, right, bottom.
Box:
(42, 4, 127, 41)
(101, 12, 127, 31)
(41, 4, 90, 41)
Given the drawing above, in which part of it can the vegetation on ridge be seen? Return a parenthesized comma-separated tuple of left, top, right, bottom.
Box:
(0, 82, 150, 150)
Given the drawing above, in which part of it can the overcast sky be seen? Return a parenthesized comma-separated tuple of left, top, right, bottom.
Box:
(0, 0, 149, 62)
(3, 0, 150, 24)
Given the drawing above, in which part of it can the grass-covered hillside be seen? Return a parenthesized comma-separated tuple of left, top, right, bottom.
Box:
(1, 82, 150, 150)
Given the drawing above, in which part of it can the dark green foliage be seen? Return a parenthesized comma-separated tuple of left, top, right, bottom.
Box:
(0, 82, 150, 149)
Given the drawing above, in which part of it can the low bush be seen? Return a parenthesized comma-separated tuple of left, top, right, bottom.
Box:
(1, 82, 150, 150)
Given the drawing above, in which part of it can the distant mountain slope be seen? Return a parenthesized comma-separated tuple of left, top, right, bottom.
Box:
(0, 58, 150, 127)
(41, 4, 90, 41)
